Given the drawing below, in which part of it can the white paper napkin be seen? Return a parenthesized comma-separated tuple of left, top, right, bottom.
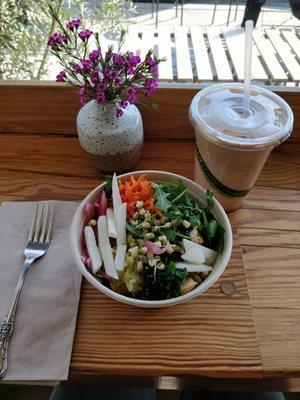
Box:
(0, 201, 82, 382)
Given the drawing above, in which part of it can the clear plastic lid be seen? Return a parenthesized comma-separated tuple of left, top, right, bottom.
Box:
(189, 83, 293, 149)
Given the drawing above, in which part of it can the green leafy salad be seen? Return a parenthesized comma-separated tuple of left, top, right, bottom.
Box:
(81, 173, 225, 301)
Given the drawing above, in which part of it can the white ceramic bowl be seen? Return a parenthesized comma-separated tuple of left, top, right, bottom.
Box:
(71, 171, 233, 308)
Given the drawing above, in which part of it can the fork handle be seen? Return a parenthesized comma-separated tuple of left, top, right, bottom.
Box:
(0, 259, 32, 378)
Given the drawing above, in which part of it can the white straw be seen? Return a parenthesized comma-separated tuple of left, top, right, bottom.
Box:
(243, 20, 254, 115)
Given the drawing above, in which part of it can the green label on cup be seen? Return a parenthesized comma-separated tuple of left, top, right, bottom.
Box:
(196, 147, 252, 198)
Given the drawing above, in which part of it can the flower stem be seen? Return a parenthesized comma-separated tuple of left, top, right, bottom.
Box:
(36, 0, 64, 80)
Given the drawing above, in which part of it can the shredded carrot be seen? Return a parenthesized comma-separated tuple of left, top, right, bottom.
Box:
(118, 174, 163, 218)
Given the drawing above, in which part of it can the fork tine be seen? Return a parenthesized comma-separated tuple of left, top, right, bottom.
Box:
(39, 204, 50, 243)
(45, 205, 54, 244)
(33, 204, 44, 243)
(28, 204, 38, 242)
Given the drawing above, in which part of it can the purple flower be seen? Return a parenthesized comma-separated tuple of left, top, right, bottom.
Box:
(128, 86, 139, 95)
(96, 92, 105, 104)
(144, 77, 158, 94)
(56, 71, 66, 82)
(47, 33, 68, 47)
(81, 59, 92, 70)
(78, 87, 87, 106)
(90, 70, 99, 84)
(89, 49, 101, 61)
(72, 63, 81, 73)
(78, 29, 93, 41)
(146, 57, 158, 74)
(120, 100, 128, 109)
(112, 53, 125, 65)
(66, 19, 81, 31)
(128, 95, 137, 104)
(110, 70, 118, 79)
(116, 108, 123, 118)
(114, 76, 122, 87)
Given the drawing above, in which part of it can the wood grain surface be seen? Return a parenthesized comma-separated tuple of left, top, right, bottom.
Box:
(70, 226, 262, 378)
(0, 83, 299, 142)
(0, 83, 299, 386)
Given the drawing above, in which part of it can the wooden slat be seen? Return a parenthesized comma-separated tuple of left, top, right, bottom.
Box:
(253, 30, 287, 81)
(123, 26, 140, 53)
(281, 29, 300, 60)
(206, 28, 232, 81)
(223, 28, 268, 81)
(190, 27, 213, 81)
(265, 29, 300, 81)
(157, 26, 174, 81)
(174, 26, 193, 82)
(140, 26, 155, 60)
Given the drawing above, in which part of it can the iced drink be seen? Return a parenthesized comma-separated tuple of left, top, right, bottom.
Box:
(189, 83, 293, 212)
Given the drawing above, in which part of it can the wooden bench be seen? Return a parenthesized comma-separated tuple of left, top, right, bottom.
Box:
(122, 26, 300, 85)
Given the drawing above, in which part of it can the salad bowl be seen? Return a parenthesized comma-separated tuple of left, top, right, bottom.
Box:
(70, 171, 233, 308)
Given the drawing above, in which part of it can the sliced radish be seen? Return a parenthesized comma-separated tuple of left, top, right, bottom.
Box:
(84, 226, 102, 274)
(175, 261, 213, 273)
(112, 173, 123, 223)
(116, 203, 127, 246)
(144, 240, 169, 255)
(99, 190, 107, 216)
(182, 238, 217, 266)
(115, 244, 127, 271)
(106, 207, 117, 238)
(97, 216, 118, 279)
(84, 203, 96, 220)
(181, 246, 205, 264)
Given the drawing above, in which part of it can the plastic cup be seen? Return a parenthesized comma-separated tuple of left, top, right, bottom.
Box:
(189, 83, 294, 212)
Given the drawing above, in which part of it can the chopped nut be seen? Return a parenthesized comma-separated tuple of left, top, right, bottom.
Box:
(163, 222, 172, 229)
(159, 235, 168, 245)
(141, 221, 151, 229)
(130, 219, 138, 226)
(144, 232, 155, 240)
(144, 211, 152, 219)
(157, 263, 165, 270)
(182, 220, 191, 229)
(192, 274, 202, 284)
(161, 217, 167, 224)
(171, 219, 178, 226)
(139, 208, 146, 216)
(153, 240, 161, 247)
(136, 200, 144, 209)
(139, 246, 148, 255)
(154, 219, 161, 226)
(136, 260, 143, 272)
(180, 277, 198, 295)
(201, 270, 210, 278)
(133, 211, 140, 220)
(88, 219, 97, 227)
(152, 226, 160, 233)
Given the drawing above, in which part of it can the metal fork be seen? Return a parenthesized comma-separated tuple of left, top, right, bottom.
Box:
(0, 203, 54, 378)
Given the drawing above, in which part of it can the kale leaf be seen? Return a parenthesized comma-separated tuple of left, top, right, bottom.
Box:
(158, 261, 187, 299)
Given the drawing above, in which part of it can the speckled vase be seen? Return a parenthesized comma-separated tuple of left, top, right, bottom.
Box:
(77, 100, 143, 173)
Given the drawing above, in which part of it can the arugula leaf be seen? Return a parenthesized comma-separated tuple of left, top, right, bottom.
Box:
(152, 182, 172, 212)
(205, 189, 214, 212)
(165, 228, 177, 242)
(206, 220, 218, 239)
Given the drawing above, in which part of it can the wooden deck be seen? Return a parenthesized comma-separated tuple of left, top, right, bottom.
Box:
(123, 26, 300, 85)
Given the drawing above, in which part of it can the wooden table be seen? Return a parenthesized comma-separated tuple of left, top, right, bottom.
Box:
(0, 82, 299, 392)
